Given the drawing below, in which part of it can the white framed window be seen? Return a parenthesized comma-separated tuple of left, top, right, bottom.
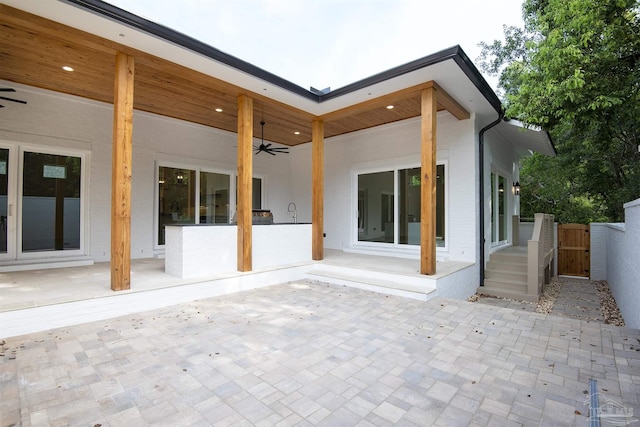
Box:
(354, 162, 447, 250)
(155, 161, 263, 247)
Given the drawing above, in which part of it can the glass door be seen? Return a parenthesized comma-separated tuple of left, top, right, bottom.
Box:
(157, 166, 196, 245)
(490, 172, 508, 246)
(0, 146, 85, 260)
(21, 151, 82, 254)
(356, 165, 446, 248)
(0, 148, 11, 257)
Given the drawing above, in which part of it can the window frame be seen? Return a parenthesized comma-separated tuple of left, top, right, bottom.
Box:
(154, 161, 264, 249)
(352, 160, 448, 253)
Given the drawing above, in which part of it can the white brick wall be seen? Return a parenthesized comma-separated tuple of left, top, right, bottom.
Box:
(291, 113, 479, 263)
(591, 198, 640, 329)
(3, 81, 525, 283)
(0, 82, 293, 263)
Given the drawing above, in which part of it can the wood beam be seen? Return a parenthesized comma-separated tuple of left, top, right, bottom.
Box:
(111, 52, 135, 291)
(420, 86, 437, 275)
(312, 119, 324, 260)
(237, 94, 253, 272)
(319, 81, 469, 122)
(432, 82, 470, 120)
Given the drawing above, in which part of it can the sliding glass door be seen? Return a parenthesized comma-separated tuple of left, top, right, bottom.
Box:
(0, 144, 86, 260)
(22, 151, 82, 252)
(0, 148, 9, 255)
(357, 164, 445, 248)
(156, 164, 263, 246)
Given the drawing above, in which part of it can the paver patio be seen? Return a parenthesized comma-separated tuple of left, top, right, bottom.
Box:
(1, 280, 639, 426)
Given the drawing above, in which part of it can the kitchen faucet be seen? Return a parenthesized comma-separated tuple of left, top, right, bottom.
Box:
(287, 202, 297, 223)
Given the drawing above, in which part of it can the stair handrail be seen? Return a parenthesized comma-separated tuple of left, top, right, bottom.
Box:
(527, 213, 555, 297)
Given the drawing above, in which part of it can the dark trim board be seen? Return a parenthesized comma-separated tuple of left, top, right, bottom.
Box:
(62, 0, 502, 114)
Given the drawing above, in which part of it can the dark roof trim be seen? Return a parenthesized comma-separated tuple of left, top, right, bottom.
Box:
(450, 47, 502, 113)
(320, 46, 502, 114)
(62, 0, 502, 113)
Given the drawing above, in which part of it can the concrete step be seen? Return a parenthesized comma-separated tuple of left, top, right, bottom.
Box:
(486, 260, 527, 273)
(306, 267, 437, 301)
(485, 267, 527, 284)
(482, 278, 527, 295)
(479, 283, 539, 303)
(488, 251, 528, 265)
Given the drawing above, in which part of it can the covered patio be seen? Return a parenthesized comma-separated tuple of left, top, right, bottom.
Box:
(0, 2, 479, 292)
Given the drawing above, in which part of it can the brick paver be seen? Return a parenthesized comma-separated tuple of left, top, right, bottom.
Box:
(1, 281, 639, 426)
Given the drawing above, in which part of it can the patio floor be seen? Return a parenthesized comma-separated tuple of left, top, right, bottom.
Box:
(2, 280, 639, 426)
(0, 250, 472, 337)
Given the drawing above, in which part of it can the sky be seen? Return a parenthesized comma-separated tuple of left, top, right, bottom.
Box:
(105, 0, 524, 91)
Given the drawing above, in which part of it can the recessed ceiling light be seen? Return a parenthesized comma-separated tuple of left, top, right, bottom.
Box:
(294, 131, 300, 135)
(215, 108, 223, 112)
(62, 66, 74, 72)
(386, 105, 394, 110)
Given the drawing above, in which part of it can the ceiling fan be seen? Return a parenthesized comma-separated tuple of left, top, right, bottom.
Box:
(255, 120, 288, 155)
(0, 88, 27, 108)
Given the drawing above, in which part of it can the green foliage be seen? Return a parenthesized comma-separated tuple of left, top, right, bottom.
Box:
(480, 0, 640, 222)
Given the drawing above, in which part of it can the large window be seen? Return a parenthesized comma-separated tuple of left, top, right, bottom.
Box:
(157, 165, 262, 246)
(357, 164, 445, 247)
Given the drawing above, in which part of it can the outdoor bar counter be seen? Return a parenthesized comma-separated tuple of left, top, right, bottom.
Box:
(164, 223, 312, 278)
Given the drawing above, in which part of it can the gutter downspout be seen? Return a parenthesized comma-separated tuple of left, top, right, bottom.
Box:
(478, 109, 504, 286)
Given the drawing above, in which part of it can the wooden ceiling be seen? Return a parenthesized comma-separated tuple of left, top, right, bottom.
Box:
(0, 5, 468, 147)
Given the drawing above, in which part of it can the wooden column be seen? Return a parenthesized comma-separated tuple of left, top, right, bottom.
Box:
(237, 94, 253, 271)
(312, 119, 324, 260)
(420, 86, 437, 275)
(111, 52, 135, 291)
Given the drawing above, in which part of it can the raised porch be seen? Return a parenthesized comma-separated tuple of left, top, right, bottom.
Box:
(0, 250, 474, 338)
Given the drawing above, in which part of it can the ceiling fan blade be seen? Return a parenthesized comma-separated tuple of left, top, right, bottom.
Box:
(0, 105, 4, 108)
(0, 96, 26, 104)
(265, 150, 276, 156)
(0, 88, 16, 92)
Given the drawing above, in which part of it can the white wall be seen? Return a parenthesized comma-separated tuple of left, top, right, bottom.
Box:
(483, 128, 519, 265)
(290, 113, 478, 263)
(590, 198, 640, 329)
(2, 81, 492, 267)
(0, 82, 294, 262)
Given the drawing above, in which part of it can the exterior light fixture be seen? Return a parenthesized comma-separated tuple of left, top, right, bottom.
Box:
(215, 108, 223, 112)
(513, 181, 521, 196)
(62, 66, 74, 72)
(386, 105, 394, 110)
(294, 131, 300, 135)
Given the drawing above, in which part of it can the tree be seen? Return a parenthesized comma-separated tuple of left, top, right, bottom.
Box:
(479, 0, 640, 222)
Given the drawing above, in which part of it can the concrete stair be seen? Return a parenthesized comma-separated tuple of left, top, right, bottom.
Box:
(480, 246, 538, 302)
(306, 265, 437, 301)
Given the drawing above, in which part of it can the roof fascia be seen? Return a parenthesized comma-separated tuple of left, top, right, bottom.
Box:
(61, 0, 502, 115)
(62, 0, 318, 101)
(321, 46, 502, 114)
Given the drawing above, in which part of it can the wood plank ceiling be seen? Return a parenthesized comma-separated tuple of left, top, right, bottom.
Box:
(0, 5, 467, 146)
